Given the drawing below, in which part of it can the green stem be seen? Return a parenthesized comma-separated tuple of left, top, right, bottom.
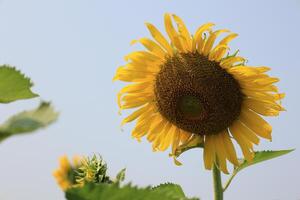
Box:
(212, 164, 223, 200)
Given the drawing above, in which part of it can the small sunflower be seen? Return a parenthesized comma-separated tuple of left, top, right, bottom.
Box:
(53, 155, 82, 191)
(114, 13, 284, 173)
(76, 155, 111, 185)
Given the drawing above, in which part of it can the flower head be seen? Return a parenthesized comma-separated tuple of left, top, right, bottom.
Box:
(76, 155, 111, 185)
(114, 13, 284, 173)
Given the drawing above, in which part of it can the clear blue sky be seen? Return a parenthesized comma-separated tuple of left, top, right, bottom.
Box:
(0, 0, 299, 199)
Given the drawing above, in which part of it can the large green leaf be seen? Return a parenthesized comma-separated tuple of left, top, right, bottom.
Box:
(235, 149, 294, 173)
(66, 182, 199, 200)
(223, 149, 294, 191)
(0, 102, 59, 142)
(0, 65, 38, 103)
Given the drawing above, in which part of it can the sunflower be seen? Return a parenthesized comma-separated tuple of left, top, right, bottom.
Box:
(53, 155, 82, 191)
(114, 13, 284, 174)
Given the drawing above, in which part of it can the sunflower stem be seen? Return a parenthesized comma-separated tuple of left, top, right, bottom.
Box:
(212, 163, 223, 200)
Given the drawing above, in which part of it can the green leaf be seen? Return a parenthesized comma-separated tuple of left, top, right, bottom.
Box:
(223, 149, 294, 191)
(0, 65, 38, 103)
(66, 182, 199, 200)
(0, 102, 59, 142)
(235, 149, 294, 173)
(115, 168, 126, 185)
(152, 183, 186, 199)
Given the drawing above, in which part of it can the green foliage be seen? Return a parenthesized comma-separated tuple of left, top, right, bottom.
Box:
(0, 102, 58, 142)
(114, 168, 126, 185)
(66, 182, 199, 200)
(76, 155, 112, 185)
(236, 149, 294, 173)
(152, 183, 197, 199)
(0, 65, 38, 103)
(223, 149, 294, 191)
(68, 158, 200, 199)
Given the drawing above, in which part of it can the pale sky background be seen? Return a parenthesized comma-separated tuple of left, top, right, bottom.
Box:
(0, 0, 299, 200)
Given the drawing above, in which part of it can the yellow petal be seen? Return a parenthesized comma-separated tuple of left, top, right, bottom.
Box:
(252, 77, 280, 86)
(125, 51, 161, 63)
(274, 93, 285, 100)
(221, 130, 239, 166)
(145, 23, 173, 55)
(214, 134, 229, 174)
(59, 156, 71, 171)
(193, 22, 215, 52)
(219, 33, 238, 45)
(220, 56, 245, 68)
(214, 47, 230, 62)
(171, 128, 181, 154)
(53, 170, 62, 178)
(125, 62, 160, 73)
(239, 108, 272, 140)
(147, 116, 166, 142)
(121, 104, 152, 125)
(230, 127, 254, 162)
(150, 117, 166, 134)
(228, 66, 270, 77)
(208, 44, 229, 61)
(159, 124, 176, 151)
(242, 90, 283, 103)
(243, 98, 282, 116)
(203, 29, 230, 56)
(147, 132, 158, 144)
(251, 66, 271, 73)
(113, 73, 154, 83)
(203, 135, 215, 170)
(132, 114, 156, 139)
(131, 38, 166, 58)
(231, 120, 260, 145)
(153, 122, 172, 151)
(240, 83, 279, 93)
(121, 93, 153, 101)
(117, 82, 153, 108)
(164, 13, 185, 52)
(113, 66, 155, 82)
(116, 65, 156, 75)
(121, 96, 153, 110)
(172, 14, 193, 51)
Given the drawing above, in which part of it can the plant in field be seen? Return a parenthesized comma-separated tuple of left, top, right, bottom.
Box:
(57, 155, 199, 200)
(113, 13, 293, 199)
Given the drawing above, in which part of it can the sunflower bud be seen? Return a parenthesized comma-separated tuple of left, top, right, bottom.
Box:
(75, 154, 112, 185)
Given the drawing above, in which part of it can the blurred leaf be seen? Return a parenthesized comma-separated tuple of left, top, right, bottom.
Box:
(115, 168, 126, 185)
(223, 149, 294, 191)
(66, 182, 199, 200)
(0, 102, 59, 142)
(0, 65, 38, 103)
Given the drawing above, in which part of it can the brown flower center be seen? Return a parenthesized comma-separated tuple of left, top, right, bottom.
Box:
(154, 52, 243, 135)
